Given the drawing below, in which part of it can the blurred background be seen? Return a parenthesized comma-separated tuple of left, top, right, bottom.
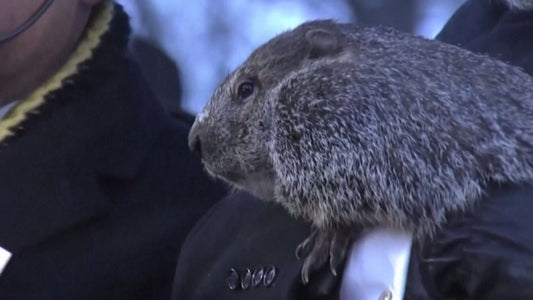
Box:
(116, 0, 466, 116)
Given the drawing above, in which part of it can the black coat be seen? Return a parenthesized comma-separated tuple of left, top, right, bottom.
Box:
(173, 1, 533, 299)
(0, 3, 225, 299)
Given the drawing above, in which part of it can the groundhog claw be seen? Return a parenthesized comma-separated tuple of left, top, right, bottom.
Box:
(295, 230, 317, 260)
(296, 228, 357, 284)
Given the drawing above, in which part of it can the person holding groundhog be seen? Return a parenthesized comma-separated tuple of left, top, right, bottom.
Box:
(0, 0, 225, 299)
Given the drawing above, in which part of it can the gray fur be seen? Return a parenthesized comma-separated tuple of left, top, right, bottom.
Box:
(189, 20, 533, 238)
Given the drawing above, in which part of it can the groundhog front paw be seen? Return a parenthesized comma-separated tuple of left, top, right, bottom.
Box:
(295, 227, 358, 284)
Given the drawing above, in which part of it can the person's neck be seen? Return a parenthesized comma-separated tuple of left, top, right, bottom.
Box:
(0, 5, 96, 108)
(0, 71, 47, 107)
(0, 36, 79, 107)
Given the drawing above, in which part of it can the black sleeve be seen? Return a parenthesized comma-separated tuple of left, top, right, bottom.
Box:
(409, 184, 533, 299)
(435, 0, 507, 46)
(436, 0, 533, 75)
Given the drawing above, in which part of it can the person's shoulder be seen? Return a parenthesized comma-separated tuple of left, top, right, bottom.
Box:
(167, 110, 196, 134)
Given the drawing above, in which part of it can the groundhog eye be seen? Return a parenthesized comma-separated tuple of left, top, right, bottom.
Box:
(237, 81, 254, 100)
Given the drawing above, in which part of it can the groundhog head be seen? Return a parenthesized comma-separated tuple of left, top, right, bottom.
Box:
(189, 16, 533, 235)
(188, 20, 349, 200)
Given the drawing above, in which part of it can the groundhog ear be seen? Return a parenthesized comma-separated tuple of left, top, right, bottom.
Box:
(305, 29, 340, 59)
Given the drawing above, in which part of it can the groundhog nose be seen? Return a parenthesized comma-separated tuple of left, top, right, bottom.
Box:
(188, 133, 203, 159)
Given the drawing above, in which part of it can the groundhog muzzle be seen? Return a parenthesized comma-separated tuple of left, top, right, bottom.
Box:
(188, 19, 533, 283)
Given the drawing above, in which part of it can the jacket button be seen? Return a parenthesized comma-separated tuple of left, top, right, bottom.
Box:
(241, 268, 252, 290)
(227, 268, 240, 291)
(263, 266, 277, 287)
(252, 267, 265, 287)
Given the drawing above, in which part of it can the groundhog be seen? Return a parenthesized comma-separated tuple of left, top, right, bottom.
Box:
(188, 19, 533, 283)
